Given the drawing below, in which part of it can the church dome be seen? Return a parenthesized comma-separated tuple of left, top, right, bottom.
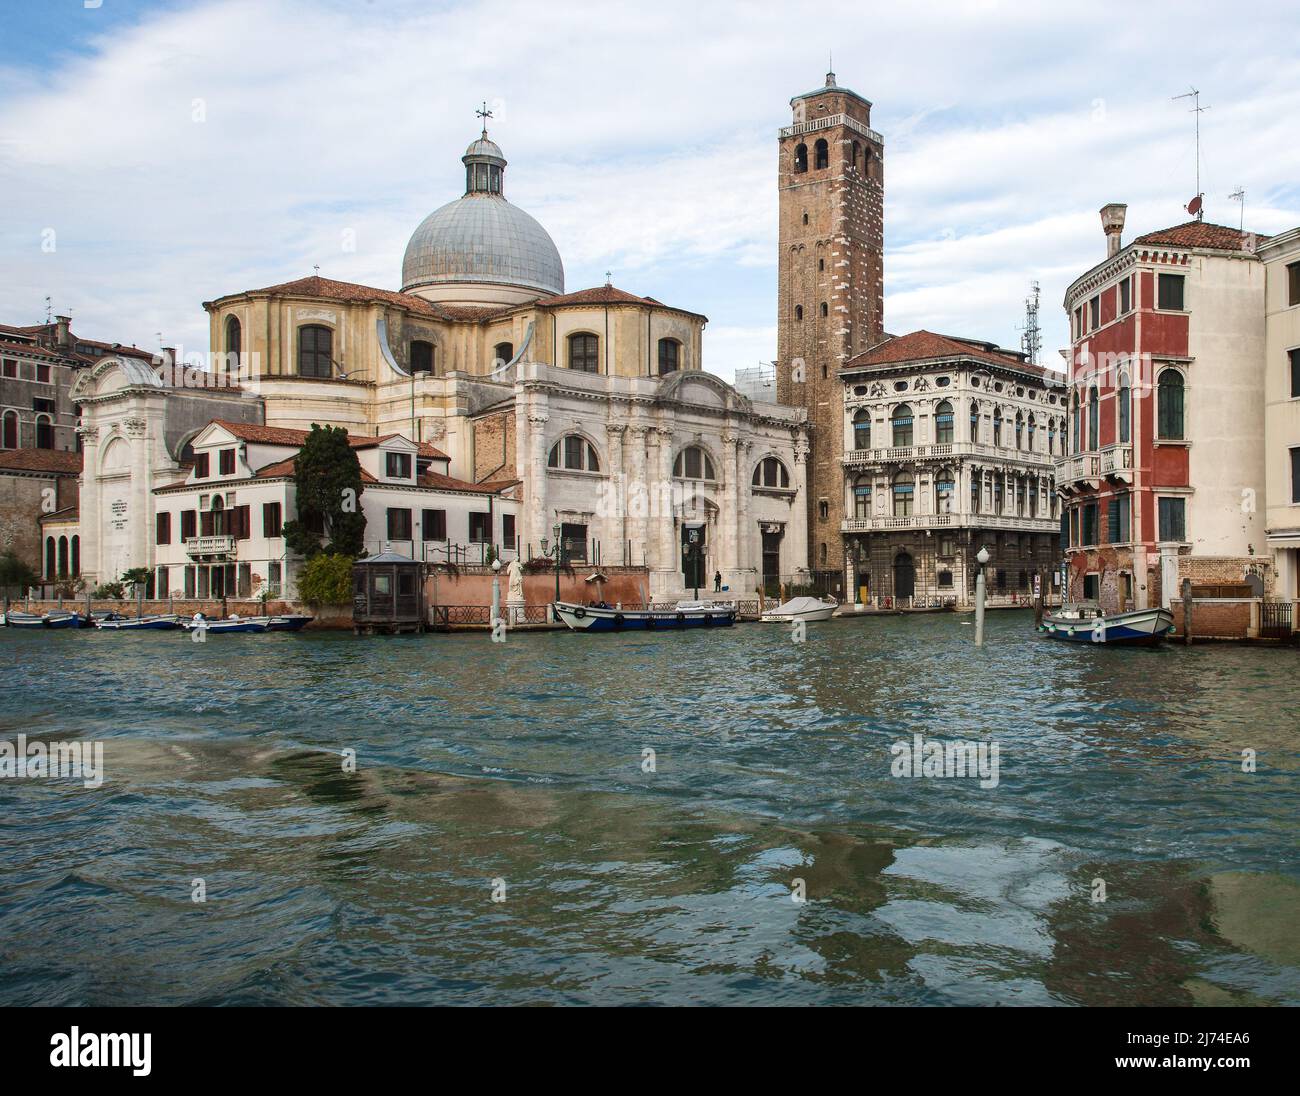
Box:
(401, 130, 564, 300)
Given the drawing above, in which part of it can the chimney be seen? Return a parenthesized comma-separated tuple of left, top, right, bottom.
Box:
(1100, 203, 1127, 258)
(54, 315, 71, 347)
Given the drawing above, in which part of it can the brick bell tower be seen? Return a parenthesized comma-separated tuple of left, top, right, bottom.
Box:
(776, 70, 884, 579)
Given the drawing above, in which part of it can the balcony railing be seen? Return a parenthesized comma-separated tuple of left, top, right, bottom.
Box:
(778, 112, 883, 145)
(1100, 444, 1133, 477)
(185, 535, 236, 558)
(843, 441, 1057, 469)
(841, 513, 1060, 534)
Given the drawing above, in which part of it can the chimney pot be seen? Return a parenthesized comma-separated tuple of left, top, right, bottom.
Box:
(1100, 203, 1127, 258)
(54, 315, 71, 347)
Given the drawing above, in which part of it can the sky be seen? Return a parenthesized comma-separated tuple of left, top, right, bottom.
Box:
(1, 0, 1298, 383)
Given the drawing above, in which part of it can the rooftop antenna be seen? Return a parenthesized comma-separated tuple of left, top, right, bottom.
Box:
(1228, 186, 1246, 232)
(476, 101, 493, 137)
(44, 296, 52, 324)
(1020, 280, 1042, 366)
(1173, 87, 1210, 220)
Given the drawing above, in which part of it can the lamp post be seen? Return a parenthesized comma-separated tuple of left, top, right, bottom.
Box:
(490, 558, 501, 629)
(540, 521, 563, 605)
(974, 544, 990, 646)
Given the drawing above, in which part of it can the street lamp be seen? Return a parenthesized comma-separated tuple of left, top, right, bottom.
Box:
(540, 521, 564, 604)
(974, 544, 990, 647)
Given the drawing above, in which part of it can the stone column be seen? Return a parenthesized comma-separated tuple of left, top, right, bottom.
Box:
(656, 426, 675, 586)
(605, 423, 626, 564)
(720, 429, 738, 577)
(77, 423, 101, 583)
(526, 406, 549, 552)
(627, 423, 648, 566)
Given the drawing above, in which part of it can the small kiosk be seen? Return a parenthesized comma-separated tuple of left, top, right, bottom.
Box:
(352, 551, 424, 635)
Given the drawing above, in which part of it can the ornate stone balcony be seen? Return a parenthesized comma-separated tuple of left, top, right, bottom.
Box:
(186, 535, 236, 558)
(843, 440, 1057, 470)
(841, 513, 1059, 534)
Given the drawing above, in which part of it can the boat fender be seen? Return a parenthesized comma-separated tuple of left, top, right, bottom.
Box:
(1091, 620, 1106, 644)
(573, 606, 586, 619)
(676, 612, 686, 625)
(613, 613, 625, 629)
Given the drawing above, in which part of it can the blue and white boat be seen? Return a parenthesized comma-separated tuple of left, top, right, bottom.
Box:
(553, 600, 736, 632)
(5, 610, 83, 629)
(179, 616, 270, 634)
(1040, 603, 1175, 646)
(254, 614, 314, 632)
(97, 614, 182, 631)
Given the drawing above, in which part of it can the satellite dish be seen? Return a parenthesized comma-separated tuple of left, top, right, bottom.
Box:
(1186, 194, 1203, 215)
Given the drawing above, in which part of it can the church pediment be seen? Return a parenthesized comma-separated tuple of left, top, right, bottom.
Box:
(657, 370, 746, 412)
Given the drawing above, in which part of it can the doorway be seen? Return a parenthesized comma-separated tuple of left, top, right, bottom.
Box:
(893, 552, 915, 600)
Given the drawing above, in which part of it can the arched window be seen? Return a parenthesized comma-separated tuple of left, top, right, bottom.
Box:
(548, 435, 601, 472)
(1, 410, 16, 449)
(35, 414, 53, 449)
(935, 400, 954, 445)
(814, 138, 828, 169)
(794, 305, 803, 321)
(1157, 371, 1184, 439)
(657, 338, 680, 376)
(935, 470, 955, 515)
(891, 404, 913, 447)
(675, 446, 716, 481)
(71, 536, 80, 576)
(493, 341, 514, 367)
(1047, 418, 1056, 454)
(854, 474, 871, 518)
(851, 140, 861, 172)
(568, 332, 599, 373)
(853, 409, 871, 450)
(992, 408, 1003, 447)
(298, 325, 333, 378)
(1071, 391, 1081, 453)
(1027, 414, 1037, 450)
(752, 456, 790, 489)
(819, 302, 828, 318)
(58, 536, 68, 577)
(410, 340, 434, 374)
(892, 471, 914, 517)
(1088, 387, 1099, 450)
(1014, 411, 1024, 449)
(45, 537, 55, 578)
(969, 400, 980, 444)
(1118, 376, 1131, 443)
(971, 472, 981, 514)
(224, 315, 241, 365)
(793, 143, 807, 174)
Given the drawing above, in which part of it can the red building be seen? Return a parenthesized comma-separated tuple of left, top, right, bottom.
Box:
(1058, 206, 1269, 611)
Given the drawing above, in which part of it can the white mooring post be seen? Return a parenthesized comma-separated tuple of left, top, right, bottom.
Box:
(974, 545, 990, 647)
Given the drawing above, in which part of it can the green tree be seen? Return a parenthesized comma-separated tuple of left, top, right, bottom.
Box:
(281, 424, 367, 558)
(297, 552, 355, 606)
(0, 551, 39, 591)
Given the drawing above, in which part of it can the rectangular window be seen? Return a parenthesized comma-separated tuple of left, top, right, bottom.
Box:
(1074, 307, 1083, 339)
(422, 508, 446, 540)
(268, 561, 282, 595)
(184, 566, 195, 597)
(218, 448, 235, 475)
(1290, 348, 1300, 399)
(234, 505, 251, 540)
(1082, 502, 1098, 546)
(1119, 278, 1131, 313)
(502, 513, 515, 547)
(33, 397, 54, 414)
(1289, 261, 1300, 307)
(1158, 497, 1186, 542)
(1089, 295, 1100, 329)
(193, 453, 210, 479)
(36, 363, 51, 383)
(560, 521, 588, 561)
(181, 509, 197, 541)
(385, 452, 412, 479)
(1, 359, 15, 378)
(155, 511, 171, 545)
(263, 502, 282, 538)
(1106, 495, 1130, 544)
(1083, 574, 1100, 600)
(1292, 448, 1300, 505)
(468, 512, 490, 543)
(387, 508, 412, 540)
(1158, 273, 1185, 311)
(156, 566, 169, 597)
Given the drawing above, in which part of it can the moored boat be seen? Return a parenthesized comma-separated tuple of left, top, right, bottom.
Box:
(96, 614, 183, 631)
(553, 600, 736, 632)
(760, 595, 837, 623)
(256, 614, 314, 632)
(179, 616, 270, 634)
(5, 610, 83, 629)
(1040, 603, 1175, 646)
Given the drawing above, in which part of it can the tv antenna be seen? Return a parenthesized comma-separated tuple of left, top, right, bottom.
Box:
(1173, 87, 1210, 220)
(1020, 280, 1041, 366)
(1228, 186, 1245, 232)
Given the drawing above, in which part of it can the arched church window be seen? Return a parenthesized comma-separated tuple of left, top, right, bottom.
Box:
(548, 436, 599, 473)
(752, 457, 790, 489)
(814, 139, 828, 169)
(568, 333, 599, 373)
(793, 144, 807, 174)
(1, 410, 16, 449)
(674, 446, 716, 481)
(657, 338, 680, 376)
(493, 342, 514, 368)
(224, 315, 241, 365)
(820, 302, 828, 317)
(1088, 386, 1099, 450)
(852, 140, 861, 172)
(298, 325, 333, 378)
(410, 340, 434, 374)
(35, 414, 53, 450)
(795, 305, 803, 321)
(45, 537, 55, 578)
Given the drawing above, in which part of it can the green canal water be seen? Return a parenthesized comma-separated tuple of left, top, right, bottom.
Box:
(1, 612, 1297, 1006)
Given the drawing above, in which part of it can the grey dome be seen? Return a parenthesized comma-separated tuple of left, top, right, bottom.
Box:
(464, 136, 504, 163)
(401, 194, 564, 297)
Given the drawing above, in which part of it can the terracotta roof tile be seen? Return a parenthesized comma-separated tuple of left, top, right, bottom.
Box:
(0, 449, 83, 475)
(536, 284, 706, 320)
(418, 470, 498, 494)
(1131, 220, 1270, 252)
(845, 330, 1044, 373)
(210, 275, 512, 324)
(211, 420, 450, 460)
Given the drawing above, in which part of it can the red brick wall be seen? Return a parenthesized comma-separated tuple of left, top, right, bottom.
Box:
(1171, 600, 1250, 639)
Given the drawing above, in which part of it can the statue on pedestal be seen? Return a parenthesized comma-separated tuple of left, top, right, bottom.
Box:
(506, 558, 526, 622)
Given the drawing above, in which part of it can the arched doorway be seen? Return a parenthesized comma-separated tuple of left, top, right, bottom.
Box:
(893, 552, 915, 600)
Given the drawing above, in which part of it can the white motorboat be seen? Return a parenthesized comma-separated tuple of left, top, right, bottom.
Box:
(760, 595, 837, 623)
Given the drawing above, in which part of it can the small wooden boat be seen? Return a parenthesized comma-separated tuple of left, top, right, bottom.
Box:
(96, 614, 183, 631)
(179, 617, 270, 634)
(554, 600, 736, 632)
(760, 595, 837, 623)
(1040, 603, 1175, 646)
(254, 614, 314, 632)
(5, 610, 82, 629)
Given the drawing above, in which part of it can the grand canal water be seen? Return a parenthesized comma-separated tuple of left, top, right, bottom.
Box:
(1, 611, 1297, 1006)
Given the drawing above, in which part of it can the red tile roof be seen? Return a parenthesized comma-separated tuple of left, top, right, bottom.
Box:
(253, 456, 378, 483)
(0, 339, 72, 362)
(0, 449, 83, 475)
(208, 275, 512, 324)
(536, 284, 707, 320)
(210, 420, 449, 459)
(1131, 220, 1269, 252)
(418, 470, 499, 494)
(845, 330, 1043, 374)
